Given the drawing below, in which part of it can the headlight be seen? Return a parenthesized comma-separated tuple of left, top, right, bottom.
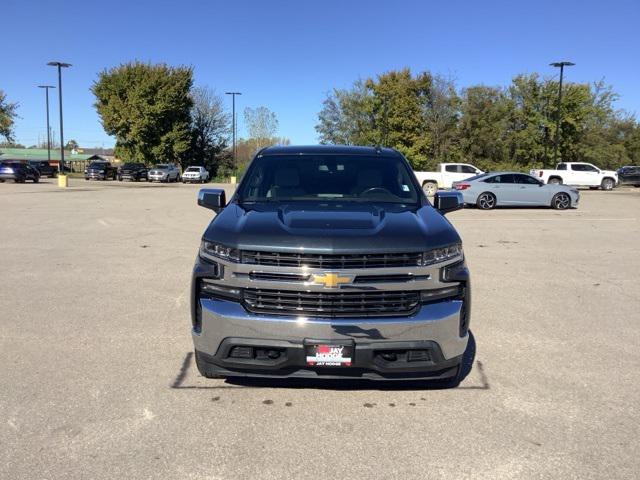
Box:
(200, 241, 240, 263)
(419, 244, 463, 266)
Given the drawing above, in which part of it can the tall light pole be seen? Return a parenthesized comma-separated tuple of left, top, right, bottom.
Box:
(47, 61, 71, 174)
(225, 92, 242, 172)
(37, 85, 55, 164)
(550, 61, 575, 162)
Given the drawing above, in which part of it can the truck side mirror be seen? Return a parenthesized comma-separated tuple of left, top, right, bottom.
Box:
(198, 188, 226, 213)
(434, 191, 463, 215)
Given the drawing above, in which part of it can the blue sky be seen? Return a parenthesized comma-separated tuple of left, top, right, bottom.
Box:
(3, 0, 639, 148)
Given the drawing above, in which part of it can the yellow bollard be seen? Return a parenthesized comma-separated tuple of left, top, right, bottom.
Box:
(230, 176, 237, 185)
(57, 174, 68, 188)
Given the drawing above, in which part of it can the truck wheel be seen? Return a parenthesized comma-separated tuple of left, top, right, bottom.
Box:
(551, 192, 571, 210)
(422, 181, 438, 197)
(194, 351, 224, 379)
(601, 178, 615, 190)
(476, 192, 496, 210)
(548, 177, 562, 185)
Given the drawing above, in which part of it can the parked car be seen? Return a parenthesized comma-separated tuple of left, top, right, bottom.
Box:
(617, 166, 640, 187)
(85, 161, 118, 180)
(148, 164, 180, 182)
(191, 145, 470, 386)
(531, 162, 618, 190)
(28, 160, 57, 177)
(0, 161, 41, 183)
(118, 162, 148, 182)
(453, 172, 579, 210)
(182, 166, 209, 183)
(414, 163, 484, 196)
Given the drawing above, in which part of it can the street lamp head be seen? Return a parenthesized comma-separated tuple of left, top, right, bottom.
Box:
(38, 85, 56, 89)
(225, 92, 242, 95)
(550, 61, 575, 67)
(47, 61, 72, 68)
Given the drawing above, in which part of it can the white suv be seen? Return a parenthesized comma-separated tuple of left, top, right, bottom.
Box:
(148, 164, 181, 183)
(182, 166, 210, 184)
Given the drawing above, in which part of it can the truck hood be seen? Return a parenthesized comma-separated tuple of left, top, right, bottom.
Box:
(203, 203, 461, 253)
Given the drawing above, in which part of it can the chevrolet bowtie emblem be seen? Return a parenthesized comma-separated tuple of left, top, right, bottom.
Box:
(312, 273, 352, 288)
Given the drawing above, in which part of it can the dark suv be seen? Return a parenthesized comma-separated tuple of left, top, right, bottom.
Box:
(0, 162, 41, 183)
(617, 166, 640, 187)
(28, 160, 57, 177)
(85, 161, 118, 181)
(190, 145, 470, 385)
(118, 162, 148, 182)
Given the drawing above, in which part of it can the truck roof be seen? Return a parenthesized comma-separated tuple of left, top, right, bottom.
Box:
(258, 145, 401, 157)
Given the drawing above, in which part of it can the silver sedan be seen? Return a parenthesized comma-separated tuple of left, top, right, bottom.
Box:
(452, 172, 579, 210)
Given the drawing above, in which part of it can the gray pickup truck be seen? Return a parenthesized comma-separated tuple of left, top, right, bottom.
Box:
(190, 145, 471, 385)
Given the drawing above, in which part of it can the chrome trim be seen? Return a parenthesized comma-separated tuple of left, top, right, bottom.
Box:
(211, 255, 459, 292)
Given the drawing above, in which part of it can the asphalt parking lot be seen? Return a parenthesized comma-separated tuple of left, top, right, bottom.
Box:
(1, 179, 639, 479)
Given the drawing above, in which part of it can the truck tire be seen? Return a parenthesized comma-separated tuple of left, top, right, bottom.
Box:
(551, 192, 571, 210)
(601, 178, 615, 191)
(548, 177, 562, 185)
(422, 181, 438, 197)
(476, 192, 496, 210)
(194, 350, 224, 379)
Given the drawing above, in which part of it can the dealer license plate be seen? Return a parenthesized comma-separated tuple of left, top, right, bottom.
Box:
(305, 344, 353, 367)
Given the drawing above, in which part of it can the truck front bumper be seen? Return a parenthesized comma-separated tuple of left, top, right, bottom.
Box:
(85, 172, 106, 180)
(192, 297, 468, 380)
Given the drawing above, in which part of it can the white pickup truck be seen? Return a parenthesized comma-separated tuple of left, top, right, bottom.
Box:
(414, 163, 484, 196)
(530, 162, 618, 190)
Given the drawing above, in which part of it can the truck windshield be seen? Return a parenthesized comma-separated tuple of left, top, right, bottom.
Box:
(237, 154, 419, 205)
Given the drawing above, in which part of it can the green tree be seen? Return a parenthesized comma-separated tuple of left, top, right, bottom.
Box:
(318, 68, 640, 172)
(92, 62, 193, 164)
(235, 136, 290, 170)
(365, 69, 433, 168)
(457, 85, 512, 169)
(422, 75, 461, 165)
(317, 69, 457, 170)
(0, 90, 19, 142)
(65, 139, 79, 150)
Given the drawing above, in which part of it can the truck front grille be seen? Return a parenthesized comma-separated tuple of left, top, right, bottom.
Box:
(241, 251, 422, 269)
(243, 288, 420, 317)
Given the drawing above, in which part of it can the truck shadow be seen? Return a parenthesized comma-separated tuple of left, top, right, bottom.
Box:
(171, 332, 488, 391)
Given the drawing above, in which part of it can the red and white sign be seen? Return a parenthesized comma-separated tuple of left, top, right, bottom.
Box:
(306, 344, 352, 367)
